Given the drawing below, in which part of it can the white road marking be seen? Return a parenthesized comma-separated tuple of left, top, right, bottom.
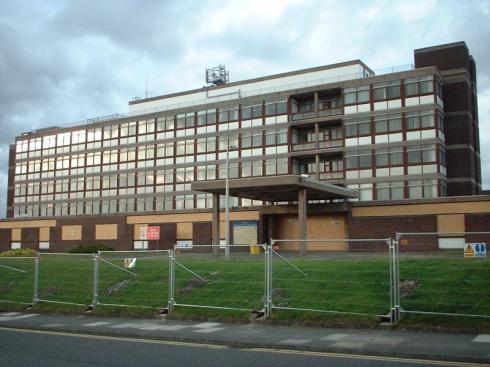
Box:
(192, 322, 222, 328)
(83, 322, 112, 327)
(473, 334, 490, 343)
(144, 325, 188, 331)
(278, 338, 311, 345)
(0, 312, 21, 316)
(193, 327, 224, 333)
(321, 333, 349, 341)
(0, 314, 38, 322)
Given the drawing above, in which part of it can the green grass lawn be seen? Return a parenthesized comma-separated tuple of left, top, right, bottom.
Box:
(1, 251, 489, 328)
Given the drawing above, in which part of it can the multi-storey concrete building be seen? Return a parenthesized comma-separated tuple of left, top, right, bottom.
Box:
(1, 41, 488, 252)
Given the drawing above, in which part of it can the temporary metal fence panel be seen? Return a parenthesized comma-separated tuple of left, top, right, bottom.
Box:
(0, 257, 36, 305)
(37, 253, 94, 307)
(173, 245, 266, 312)
(269, 239, 393, 320)
(97, 250, 170, 309)
(396, 232, 490, 319)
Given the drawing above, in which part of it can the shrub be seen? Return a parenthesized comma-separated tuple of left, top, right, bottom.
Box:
(69, 244, 115, 253)
(0, 248, 38, 257)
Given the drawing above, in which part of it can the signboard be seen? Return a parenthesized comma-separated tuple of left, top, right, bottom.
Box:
(233, 221, 258, 245)
(124, 258, 136, 268)
(140, 226, 160, 240)
(147, 226, 160, 240)
(464, 243, 486, 258)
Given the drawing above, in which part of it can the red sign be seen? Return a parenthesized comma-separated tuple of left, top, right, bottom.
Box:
(146, 226, 160, 240)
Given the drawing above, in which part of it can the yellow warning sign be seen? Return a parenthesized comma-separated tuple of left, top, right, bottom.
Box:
(464, 244, 475, 257)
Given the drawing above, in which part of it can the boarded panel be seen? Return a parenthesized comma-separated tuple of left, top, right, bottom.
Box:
(0, 220, 56, 229)
(133, 224, 148, 240)
(127, 211, 260, 224)
(233, 221, 258, 245)
(437, 214, 465, 234)
(352, 201, 490, 217)
(95, 224, 118, 240)
(39, 227, 50, 242)
(176, 222, 193, 239)
(11, 228, 21, 241)
(273, 214, 346, 251)
(61, 225, 82, 241)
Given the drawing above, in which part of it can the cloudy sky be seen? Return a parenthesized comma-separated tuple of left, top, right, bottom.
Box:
(1, 0, 489, 216)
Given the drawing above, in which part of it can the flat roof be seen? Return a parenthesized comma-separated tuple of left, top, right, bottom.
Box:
(191, 175, 359, 202)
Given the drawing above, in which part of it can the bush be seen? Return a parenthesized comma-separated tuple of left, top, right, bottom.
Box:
(69, 244, 115, 253)
(0, 248, 38, 257)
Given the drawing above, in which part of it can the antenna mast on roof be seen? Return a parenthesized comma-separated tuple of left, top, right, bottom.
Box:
(206, 65, 229, 86)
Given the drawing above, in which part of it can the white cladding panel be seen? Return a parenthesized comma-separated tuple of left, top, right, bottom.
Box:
(129, 64, 369, 114)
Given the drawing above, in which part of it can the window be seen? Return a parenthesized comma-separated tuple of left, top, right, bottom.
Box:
(407, 144, 437, 164)
(10, 242, 21, 250)
(374, 80, 401, 101)
(241, 160, 263, 177)
(408, 179, 438, 199)
(218, 106, 239, 123)
(197, 109, 217, 126)
(374, 114, 402, 133)
(265, 98, 288, 116)
(120, 122, 137, 136)
(345, 117, 371, 137)
(156, 116, 175, 131)
(404, 75, 434, 96)
(345, 150, 372, 169)
(242, 103, 262, 119)
(134, 240, 149, 250)
(375, 147, 403, 167)
(406, 110, 434, 129)
(176, 112, 195, 129)
(343, 85, 369, 104)
(265, 128, 287, 145)
(376, 181, 404, 200)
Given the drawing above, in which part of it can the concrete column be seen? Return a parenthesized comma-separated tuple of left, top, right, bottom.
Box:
(315, 154, 320, 181)
(212, 193, 220, 247)
(314, 122, 320, 150)
(298, 188, 307, 255)
(314, 92, 319, 118)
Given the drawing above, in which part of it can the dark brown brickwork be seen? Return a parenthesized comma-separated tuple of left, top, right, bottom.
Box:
(50, 216, 132, 252)
(443, 82, 470, 112)
(347, 214, 437, 251)
(415, 42, 481, 196)
(415, 42, 470, 71)
(192, 222, 212, 245)
(21, 228, 39, 250)
(0, 229, 11, 252)
(148, 223, 176, 250)
(447, 181, 477, 197)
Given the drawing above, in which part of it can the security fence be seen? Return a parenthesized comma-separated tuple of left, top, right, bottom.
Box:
(0, 257, 36, 305)
(1, 233, 489, 324)
(395, 232, 490, 320)
(97, 250, 170, 309)
(266, 239, 394, 320)
(171, 245, 266, 312)
(37, 253, 94, 306)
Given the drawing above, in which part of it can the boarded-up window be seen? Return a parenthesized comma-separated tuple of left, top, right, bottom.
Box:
(62, 225, 82, 241)
(96, 224, 118, 240)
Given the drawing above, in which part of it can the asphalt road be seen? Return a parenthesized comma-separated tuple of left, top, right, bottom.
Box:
(0, 328, 480, 367)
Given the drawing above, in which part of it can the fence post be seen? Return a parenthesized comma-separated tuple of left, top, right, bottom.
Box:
(388, 237, 395, 323)
(394, 232, 401, 322)
(167, 249, 175, 312)
(33, 255, 39, 305)
(264, 241, 273, 317)
(92, 252, 100, 308)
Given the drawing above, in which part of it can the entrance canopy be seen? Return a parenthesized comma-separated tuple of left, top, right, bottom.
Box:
(191, 175, 358, 202)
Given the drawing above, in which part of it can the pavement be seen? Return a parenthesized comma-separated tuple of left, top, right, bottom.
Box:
(0, 311, 489, 365)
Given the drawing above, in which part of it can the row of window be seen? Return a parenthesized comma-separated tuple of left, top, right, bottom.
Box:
(344, 110, 441, 137)
(343, 75, 440, 105)
(13, 158, 289, 200)
(16, 99, 288, 155)
(345, 144, 444, 169)
(347, 179, 444, 201)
